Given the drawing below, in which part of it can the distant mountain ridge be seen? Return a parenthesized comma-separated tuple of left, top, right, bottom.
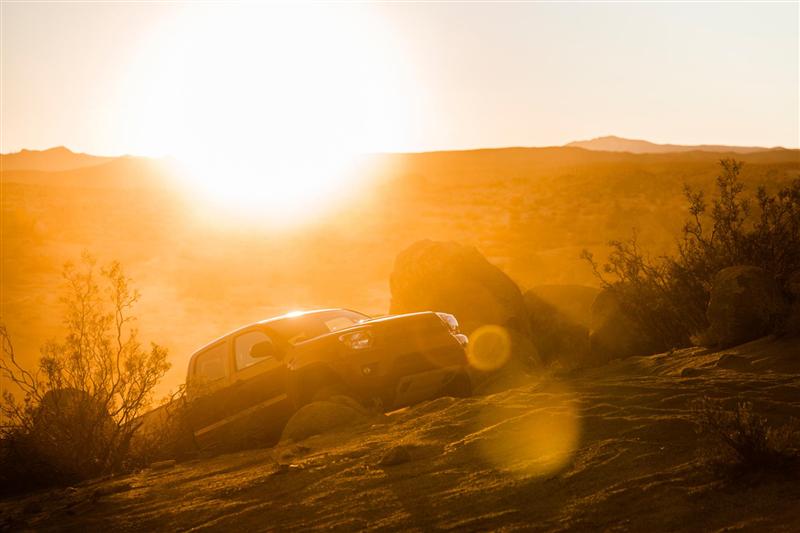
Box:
(2, 138, 792, 175)
(0, 146, 113, 172)
(566, 135, 780, 154)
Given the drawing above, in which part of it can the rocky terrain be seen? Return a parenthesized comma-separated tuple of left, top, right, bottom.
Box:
(2, 336, 799, 532)
(3, 145, 798, 397)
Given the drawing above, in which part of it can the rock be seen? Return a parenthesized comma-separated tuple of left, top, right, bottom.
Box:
(389, 240, 533, 365)
(525, 285, 600, 328)
(716, 354, 752, 372)
(588, 289, 661, 364)
(524, 289, 591, 367)
(149, 460, 176, 471)
(280, 399, 367, 443)
(706, 266, 786, 347)
(92, 482, 133, 499)
(390, 240, 530, 337)
(278, 445, 312, 463)
(680, 367, 702, 378)
(378, 445, 412, 466)
(270, 463, 302, 476)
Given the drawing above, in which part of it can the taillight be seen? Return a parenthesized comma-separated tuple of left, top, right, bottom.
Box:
(436, 312, 460, 334)
(339, 330, 373, 350)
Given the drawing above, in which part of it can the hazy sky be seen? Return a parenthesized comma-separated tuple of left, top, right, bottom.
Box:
(2, 2, 798, 156)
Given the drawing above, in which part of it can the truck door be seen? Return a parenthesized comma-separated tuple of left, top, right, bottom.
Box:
(186, 340, 233, 444)
(230, 328, 293, 444)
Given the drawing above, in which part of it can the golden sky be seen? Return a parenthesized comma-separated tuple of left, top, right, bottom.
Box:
(2, 2, 798, 158)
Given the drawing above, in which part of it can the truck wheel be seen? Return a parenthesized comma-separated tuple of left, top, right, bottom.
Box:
(311, 384, 349, 402)
(304, 385, 369, 420)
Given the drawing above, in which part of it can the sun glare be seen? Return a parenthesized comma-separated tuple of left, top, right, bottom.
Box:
(120, 5, 420, 225)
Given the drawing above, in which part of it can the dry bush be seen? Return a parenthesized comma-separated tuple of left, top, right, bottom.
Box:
(126, 387, 197, 468)
(0, 253, 170, 494)
(583, 159, 800, 350)
(693, 398, 799, 481)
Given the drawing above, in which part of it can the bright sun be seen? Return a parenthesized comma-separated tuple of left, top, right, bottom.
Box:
(120, 5, 420, 225)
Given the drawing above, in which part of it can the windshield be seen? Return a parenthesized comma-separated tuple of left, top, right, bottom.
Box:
(265, 309, 369, 345)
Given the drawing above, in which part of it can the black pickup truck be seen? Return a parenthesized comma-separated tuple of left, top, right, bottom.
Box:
(184, 309, 471, 449)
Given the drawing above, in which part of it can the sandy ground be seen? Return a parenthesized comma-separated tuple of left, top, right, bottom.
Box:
(2, 337, 799, 532)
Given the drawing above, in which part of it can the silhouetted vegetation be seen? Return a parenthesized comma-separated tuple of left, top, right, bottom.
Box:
(583, 159, 800, 350)
(694, 398, 799, 481)
(127, 387, 196, 467)
(0, 254, 170, 495)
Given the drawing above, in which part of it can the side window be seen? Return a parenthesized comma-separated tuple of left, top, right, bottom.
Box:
(194, 342, 228, 383)
(235, 330, 273, 370)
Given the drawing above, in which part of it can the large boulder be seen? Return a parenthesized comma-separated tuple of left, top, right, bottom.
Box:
(588, 289, 661, 364)
(524, 287, 592, 367)
(525, 285, 599, 329)
(390, 240, 530, 337)
(706, 266, 786, 347)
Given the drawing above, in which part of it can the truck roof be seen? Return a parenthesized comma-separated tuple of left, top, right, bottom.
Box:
(188, 308, 352, 359)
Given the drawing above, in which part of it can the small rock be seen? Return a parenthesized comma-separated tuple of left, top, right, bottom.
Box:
(271, 463, 302, 476)
(716, 354, 752, 371)
(271, 463, 290, 475)
(378, 445, 412, 467)
(149, 460, 176, 471)
(92, 482, 133, 498)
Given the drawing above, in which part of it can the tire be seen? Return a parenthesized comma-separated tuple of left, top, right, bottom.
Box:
(289, 366, 350, 408)
(311, 384, 349, 402)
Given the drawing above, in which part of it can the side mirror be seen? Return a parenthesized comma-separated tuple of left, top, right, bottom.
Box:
(249, 340, 277, 359)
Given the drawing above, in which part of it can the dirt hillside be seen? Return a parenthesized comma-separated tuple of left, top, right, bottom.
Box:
(2, 337, 799, 532)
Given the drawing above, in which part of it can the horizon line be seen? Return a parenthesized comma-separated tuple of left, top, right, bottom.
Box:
(2, 136, 798, 159)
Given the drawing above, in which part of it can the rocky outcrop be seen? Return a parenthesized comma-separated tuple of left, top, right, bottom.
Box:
(524, 289, 591, 367)
(588, 289, 661, 363)
(389, 239, 531, 344)
(706, 266, 786, 347)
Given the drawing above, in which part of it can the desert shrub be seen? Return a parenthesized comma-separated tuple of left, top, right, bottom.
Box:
(582, 159, 800, 349)
(693, 398, 799, 480)
(0, 253, 170, 494)
(127, 387, 197, 468)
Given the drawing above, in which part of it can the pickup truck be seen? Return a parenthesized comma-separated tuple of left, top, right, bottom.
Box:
(184, 308, 471, 449)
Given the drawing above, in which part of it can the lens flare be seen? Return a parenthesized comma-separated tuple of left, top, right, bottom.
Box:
(467, 325, 511, 371)
(477, 384, 581, 478)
